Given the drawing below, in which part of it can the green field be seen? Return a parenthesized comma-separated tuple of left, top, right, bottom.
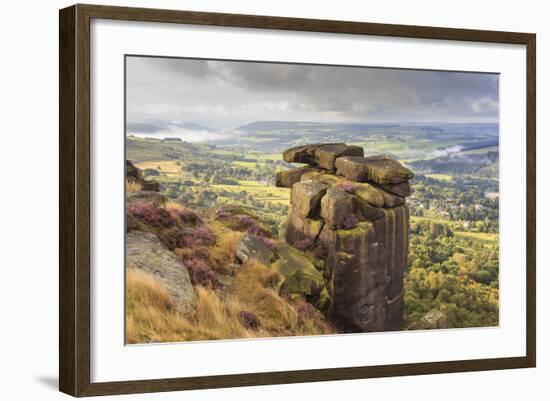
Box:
(462, 146, 499, 155)
(425, 173, 454, 181)
(231, 161, 258, 168)
(212, 180, 290, 206)
(454, 231, 499, 243)
(135, 160, 182, 176)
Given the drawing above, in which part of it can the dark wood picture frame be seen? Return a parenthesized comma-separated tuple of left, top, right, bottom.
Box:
(59, 3, 536, 397)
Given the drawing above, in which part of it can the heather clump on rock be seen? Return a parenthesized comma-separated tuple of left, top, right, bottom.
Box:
(277, 143, 413, 332)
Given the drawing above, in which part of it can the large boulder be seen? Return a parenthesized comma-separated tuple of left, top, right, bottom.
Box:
(126, 230, 197, 313)
(321, 187, 384, 229)
(363, 155, 413, 184)
(320, 187, 356, 229)
(291, 180, 329, 218)
(235, 234, 274, 265)
(352, 182, 385, 208)
(351, 196, 386, 222)
(335, 156, 371, 182)
(282, 143, 365, 171)
(301, 172, 339, 186)
(275, 166, 319, 188)
(379, 181, 411, 197)
(283, 144, 329, 164)
(336, 155, 413, 184)
(285, 208, 325, 245)
(377, 186, 405, 208)
(272, 244, 326, 301)
(313, 144, 364, 171)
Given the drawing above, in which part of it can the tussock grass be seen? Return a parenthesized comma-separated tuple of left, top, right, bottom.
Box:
(164, 200, 185, 210)
(232, 261, 333, 336)
(126, 261, 334, 344)
(209, 222, 241, 267)
(126, 269, 257, 343)
(126, 179, 142, 193)
(126, 269, 191, 344)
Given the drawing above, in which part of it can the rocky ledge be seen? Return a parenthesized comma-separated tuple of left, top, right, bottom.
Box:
(277, 143, 413, 332)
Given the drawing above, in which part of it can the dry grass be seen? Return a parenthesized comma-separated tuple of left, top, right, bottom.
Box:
(231, 261, 333, 336)
(126, 269, 257, 343)
(126, 269, 191, 344)
(209, 222, 241, 267)
(164, 200, 184, 211)
(126, 261, 334, 344)
(231, 261, 294, 333)
(126, 179, 142, 193)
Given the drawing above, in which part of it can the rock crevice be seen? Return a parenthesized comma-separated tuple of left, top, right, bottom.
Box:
(277, 143, 413, 332)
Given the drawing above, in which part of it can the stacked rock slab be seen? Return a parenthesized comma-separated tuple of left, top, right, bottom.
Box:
(276, 143, 413, 333)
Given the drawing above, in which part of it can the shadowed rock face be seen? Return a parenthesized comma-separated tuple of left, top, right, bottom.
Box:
(279, 143, 413, 332)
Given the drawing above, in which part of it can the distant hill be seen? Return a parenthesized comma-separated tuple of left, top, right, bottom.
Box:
(235, 121, 401, 132)
(126, 136, 205, 162)
(209, 121, 499, 161)
(408, 151, 499, 179)
(234, 120, 497, 135)
(127, 121, 218, 134)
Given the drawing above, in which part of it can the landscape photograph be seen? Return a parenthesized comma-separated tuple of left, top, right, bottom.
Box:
(124, 56, 500, 344)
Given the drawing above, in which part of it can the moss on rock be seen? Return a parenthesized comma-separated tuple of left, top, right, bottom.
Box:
(272, 244, 325, 299)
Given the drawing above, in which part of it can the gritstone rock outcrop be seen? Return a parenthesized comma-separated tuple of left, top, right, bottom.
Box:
(126, 160, 161, 192)
(276, 143, 413, 332)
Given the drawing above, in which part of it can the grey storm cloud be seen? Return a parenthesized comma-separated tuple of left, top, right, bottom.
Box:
(126, 56, 499, 133)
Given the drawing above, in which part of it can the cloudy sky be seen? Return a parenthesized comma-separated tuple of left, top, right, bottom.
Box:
(126, 56, 499, 140)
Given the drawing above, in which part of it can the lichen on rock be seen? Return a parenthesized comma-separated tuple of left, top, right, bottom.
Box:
(272, 244, 327, 308)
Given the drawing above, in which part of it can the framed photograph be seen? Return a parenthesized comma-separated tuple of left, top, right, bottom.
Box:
(59, 4, 536, 397)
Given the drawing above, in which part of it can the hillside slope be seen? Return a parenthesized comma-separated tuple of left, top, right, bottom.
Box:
(125, 163, 334, 343)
